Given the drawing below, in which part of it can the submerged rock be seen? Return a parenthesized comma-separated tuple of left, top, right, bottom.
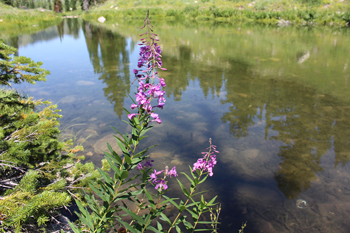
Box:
(93, 134, 122, 155)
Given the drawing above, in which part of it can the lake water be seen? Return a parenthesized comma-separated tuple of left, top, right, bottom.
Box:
(4, 19, 350, 232)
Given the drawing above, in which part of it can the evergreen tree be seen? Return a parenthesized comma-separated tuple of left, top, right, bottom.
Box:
(0, 40, 98, 232)
(2, 0, 13, 6)
(71, 0, 76, 10)
(64, 0, 69, 11)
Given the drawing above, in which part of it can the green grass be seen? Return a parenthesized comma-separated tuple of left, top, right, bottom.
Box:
(81, 0, 350, 26)
(0, 2, 63, 38)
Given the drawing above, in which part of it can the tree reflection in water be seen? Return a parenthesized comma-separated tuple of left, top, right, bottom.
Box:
(82, 21, 130, 119)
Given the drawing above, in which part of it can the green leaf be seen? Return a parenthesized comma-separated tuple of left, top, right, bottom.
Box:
(76, 200, 94, 230)
(131, 127, 139, 147)
(97, 167, 113, 185)
(190, 166, 196, 179)
(120, 207, 145, 225)
(118, 219, 140, 233)
(157, 221, 163, 231)
(162, 195, 179, 208)
(144, 188, 156, 208)
(198, 174, 208, 184)
(159, 213, 171, 225)
(121, 170, 129, 180)
(177, 179, 190, 197)
(68, 220, 83, 233)
(89, 183, 108, 202)
(197, 221, 219, 224)
(179, 205, 186, 212)
(182, 220, 194, 230)
(111, 126, 129, 144)
(207, 195, 218, 206)
(139, 126, 154, 137)
(124, 154, 132, 164)
(186, 208, 199, 219)
(123, 107, 131, 115)
(115, 136, 130, 155)
(128, 94, 137, 104)
(146, 225, 161, 232)
(134, 145, 157, 158)
(104, 156, 120, 176)
(134, 115, 140, 125)
(181, 172, 193, 184)
(139, 135, 148, 140)
(192, 190, 208, 197)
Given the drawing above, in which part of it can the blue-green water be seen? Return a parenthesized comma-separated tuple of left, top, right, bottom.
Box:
(4, 19, 350, 232)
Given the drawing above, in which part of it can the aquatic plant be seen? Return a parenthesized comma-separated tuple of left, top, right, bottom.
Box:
(69, 10, 220, 232)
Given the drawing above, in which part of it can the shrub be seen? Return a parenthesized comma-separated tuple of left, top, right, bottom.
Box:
(0, 39, 98, 232)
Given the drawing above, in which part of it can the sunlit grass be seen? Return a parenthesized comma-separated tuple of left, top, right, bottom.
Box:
(82, 0, 350, 26)
(0, 2, 62, 38)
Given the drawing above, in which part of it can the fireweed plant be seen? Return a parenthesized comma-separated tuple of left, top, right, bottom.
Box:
(69, 11, 220, 233)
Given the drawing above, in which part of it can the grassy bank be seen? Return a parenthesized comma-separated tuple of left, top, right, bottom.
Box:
(82, 0, 350, 26)
(0, 2, 63, 38)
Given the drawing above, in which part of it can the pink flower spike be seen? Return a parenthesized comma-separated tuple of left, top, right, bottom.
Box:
(160, 68, 167, 70)
(131, 104, 138, 109)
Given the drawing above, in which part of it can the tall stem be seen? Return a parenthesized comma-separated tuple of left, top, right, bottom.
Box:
(167, 144, 213, 233)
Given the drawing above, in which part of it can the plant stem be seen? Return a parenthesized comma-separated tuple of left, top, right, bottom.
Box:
(167, 144, 213, 233)
(141, 194, 162, 233)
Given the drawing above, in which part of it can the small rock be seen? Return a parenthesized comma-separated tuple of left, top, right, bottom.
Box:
(296, 199, 307, 208)
(115, 7, 118, 10)
(110, 5, 113, 8)
(86, 151, 93, 156)
(98, 16, 106, 23)
(0, 19, 3, 22)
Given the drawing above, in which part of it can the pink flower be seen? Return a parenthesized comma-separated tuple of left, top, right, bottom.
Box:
(193, 140, 218, 177)
(128, 113, 138, 120)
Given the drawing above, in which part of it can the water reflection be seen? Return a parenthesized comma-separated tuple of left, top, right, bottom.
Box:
(6, 19, 350, 232)
(82, 21, 130, 118)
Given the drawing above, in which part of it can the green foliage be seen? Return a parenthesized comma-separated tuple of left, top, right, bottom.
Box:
(1, 0, 13, 6)
(0, 41, 49, 86)
(80, 0, 349, 26)
(69, 14, 221, 233)
(71, 0, 77, 10)
(65, 0, 70, 11)
(0, 40, 98, 232)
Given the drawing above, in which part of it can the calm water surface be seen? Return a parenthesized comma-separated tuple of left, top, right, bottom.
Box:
(4, 19, 350, 232)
